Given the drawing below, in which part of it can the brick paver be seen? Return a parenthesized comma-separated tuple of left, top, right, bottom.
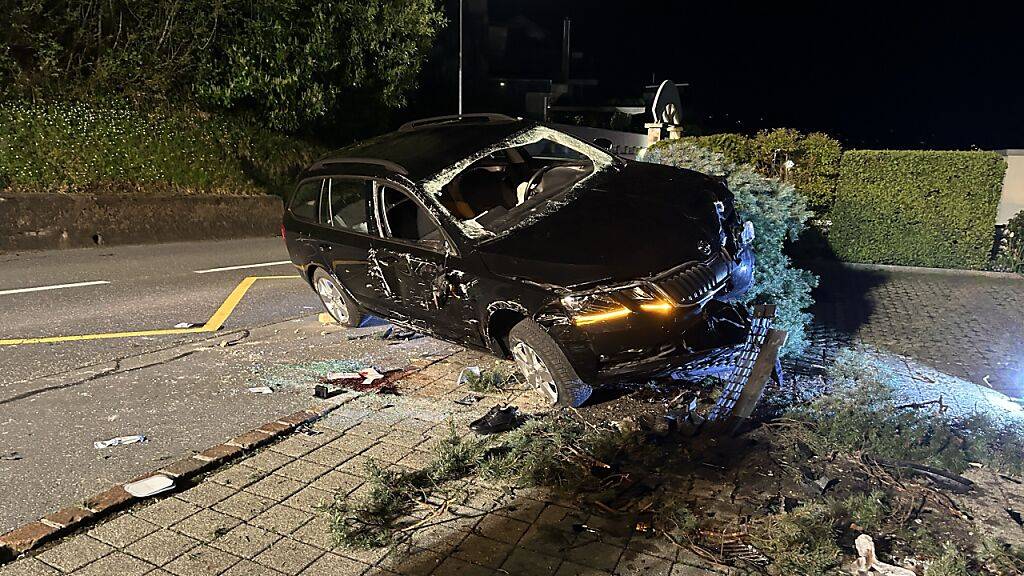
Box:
(4, 288, 1021, 576)
(806, 263, 1024, 398)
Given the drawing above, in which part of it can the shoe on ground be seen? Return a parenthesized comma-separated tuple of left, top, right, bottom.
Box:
(469, 404, 522, 435)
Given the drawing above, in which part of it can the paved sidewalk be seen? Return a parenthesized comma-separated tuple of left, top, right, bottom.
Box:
(0, 350, 740, 576)
(805, 263, 1024, 398)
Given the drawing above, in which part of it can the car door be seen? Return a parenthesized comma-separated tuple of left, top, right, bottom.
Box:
(313, 177, 389, 311)
(372, 182, 481, 343)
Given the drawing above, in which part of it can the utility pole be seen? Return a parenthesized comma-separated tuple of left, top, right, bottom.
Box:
(458, 0, 463, 115)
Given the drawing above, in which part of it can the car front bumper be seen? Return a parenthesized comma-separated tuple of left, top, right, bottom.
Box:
(543, 299, 752, 385)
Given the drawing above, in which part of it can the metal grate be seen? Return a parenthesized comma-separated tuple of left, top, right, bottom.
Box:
(708, 305, 776, 421)
(653, 257, 729, 306)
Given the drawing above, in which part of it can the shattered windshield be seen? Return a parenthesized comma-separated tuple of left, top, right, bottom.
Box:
(423, 127, 613, 240)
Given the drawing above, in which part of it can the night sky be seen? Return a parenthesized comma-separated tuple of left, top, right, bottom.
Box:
(411, 1, 1023, 150)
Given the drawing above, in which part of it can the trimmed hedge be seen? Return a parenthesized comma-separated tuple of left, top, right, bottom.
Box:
(829, 151, 1006, 269)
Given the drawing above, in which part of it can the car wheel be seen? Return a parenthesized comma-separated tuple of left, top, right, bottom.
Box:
(312, 268, 363, 327)
(508, 318, 592, 408)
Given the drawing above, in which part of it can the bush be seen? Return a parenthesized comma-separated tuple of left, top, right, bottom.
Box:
(786, 350, 1024, 475)
(751, 129, 842, 212)
(1, 0, 445, 133)
(830, 150, 1006, 269)
(0, 101, 322, 196)
(681, 133, 754, 165)
(993, 210, 1024, 273)
(642, 140, 817, 356)
(682, 129, 842, 213)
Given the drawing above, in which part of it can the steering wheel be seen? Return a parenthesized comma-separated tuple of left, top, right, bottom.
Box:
(522, 165, 554, 201)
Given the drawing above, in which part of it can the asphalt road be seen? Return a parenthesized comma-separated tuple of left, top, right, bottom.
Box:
(0, 237, 321, 387)
(0, 237, 460, 533)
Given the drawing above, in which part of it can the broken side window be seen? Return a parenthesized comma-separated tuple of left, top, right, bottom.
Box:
(325, 178, 371, 233)
(379, 185, 448, 252)
(289, 179, 323, 222)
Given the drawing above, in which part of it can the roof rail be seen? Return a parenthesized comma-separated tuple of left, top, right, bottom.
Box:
(398, 113, 519, 132)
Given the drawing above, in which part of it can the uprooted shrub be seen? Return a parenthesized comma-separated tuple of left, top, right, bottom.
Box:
(782, 350, 1024, 475)
(325, 414, 632, 548)
(641, 140, 817, 356)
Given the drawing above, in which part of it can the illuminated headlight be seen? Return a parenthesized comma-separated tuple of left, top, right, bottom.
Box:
(561, 285, 674, 326)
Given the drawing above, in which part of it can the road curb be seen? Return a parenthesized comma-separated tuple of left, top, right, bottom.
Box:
(800, 258, 1024, 280)
(0, 403, 336, 564)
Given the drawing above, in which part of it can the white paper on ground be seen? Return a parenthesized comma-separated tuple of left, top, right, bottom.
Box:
(94, 435, 146, 449)
(124, 474, 175, 498)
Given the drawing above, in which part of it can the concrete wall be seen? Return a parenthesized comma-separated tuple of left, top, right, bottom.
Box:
(997, 150, 1024, 224)
(0, 194, 283, 252)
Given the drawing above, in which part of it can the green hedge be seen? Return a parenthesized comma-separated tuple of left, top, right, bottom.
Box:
(683, 129, 841, 212)
(829, 151, 1006, 269)
(0, 102, 323, 197)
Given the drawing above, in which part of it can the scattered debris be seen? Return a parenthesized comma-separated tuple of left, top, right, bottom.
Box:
(875, 459, 974, 493)
(314, 384, 344, 399)
(454, 394, 484, 406)
(294, 424, 322, 436)
(457, 366, 482, 386)
(1, 451, 22, 461)
(469, 405, 523, 435)
(94, 435, 146, 449)
(853, 534, 916, 575)
(1008, 507, 1024, 528)
(381, 326, 423, 341)
(247, 386, 274, 394)
(319, 367, 406, 395)
(318, 312, 336, 324)
(719, 538, 770, 568)
(124, 474, 174, 498)
(814, 475, 838, 494)
(173, 322, 203, 328)
(326, 368, 385, 386)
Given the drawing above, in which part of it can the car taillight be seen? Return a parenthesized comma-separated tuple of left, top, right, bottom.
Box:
(280, 223, 286, 241)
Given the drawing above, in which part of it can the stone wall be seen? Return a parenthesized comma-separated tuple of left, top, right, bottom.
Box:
(0, 194, 283, 251)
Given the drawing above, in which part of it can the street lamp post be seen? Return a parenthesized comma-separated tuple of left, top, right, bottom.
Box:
(458, 0, 463, 115)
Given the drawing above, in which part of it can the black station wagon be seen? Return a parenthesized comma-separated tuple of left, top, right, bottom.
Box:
(283, 114, 757, 407)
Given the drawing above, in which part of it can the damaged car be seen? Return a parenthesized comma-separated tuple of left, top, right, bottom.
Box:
(283, 114, 757, 407)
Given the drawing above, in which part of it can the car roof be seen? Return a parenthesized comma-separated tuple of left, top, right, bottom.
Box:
(307, 115, 533, 183)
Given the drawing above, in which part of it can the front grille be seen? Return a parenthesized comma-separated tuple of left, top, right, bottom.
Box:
(652, 255, 729, 306)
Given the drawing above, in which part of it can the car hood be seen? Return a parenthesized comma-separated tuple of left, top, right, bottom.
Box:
(477, 161, 726, 289)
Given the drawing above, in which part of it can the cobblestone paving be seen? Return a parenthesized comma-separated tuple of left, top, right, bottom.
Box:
(1, 350, 741, 576)
(803, 263, 1024, 398)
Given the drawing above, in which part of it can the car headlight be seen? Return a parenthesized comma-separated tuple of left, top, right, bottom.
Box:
(561, 285, 674, 326)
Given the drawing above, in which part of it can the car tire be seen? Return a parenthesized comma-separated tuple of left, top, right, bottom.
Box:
(312, 268, 363, 328)
(508, 318, 592, 408)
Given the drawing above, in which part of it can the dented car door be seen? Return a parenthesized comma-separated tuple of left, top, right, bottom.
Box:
(372, 182, 481, 343)
(316, 177, 388, 310)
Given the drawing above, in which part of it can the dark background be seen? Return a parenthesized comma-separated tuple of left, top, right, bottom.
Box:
(407, 1, 1022, 150)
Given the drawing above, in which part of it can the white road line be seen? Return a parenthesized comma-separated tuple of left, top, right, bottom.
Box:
(193, 260, 291, 274)
(0, 280, 111, 296)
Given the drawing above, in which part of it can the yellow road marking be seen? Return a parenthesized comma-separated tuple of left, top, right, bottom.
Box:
(0, 275, 302, 346)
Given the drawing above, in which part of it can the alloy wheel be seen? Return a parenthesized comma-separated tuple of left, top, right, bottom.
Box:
(315, 276, 349, 324)
(511, 339, 558, 404)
